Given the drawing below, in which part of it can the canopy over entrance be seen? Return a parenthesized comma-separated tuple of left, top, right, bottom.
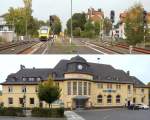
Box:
(72, 96, 89, 100)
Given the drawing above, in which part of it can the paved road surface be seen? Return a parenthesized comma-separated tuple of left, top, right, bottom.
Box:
(76, 108, 150, 120)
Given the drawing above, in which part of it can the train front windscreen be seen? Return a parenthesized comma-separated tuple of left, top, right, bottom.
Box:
(40, 29, 48, 34)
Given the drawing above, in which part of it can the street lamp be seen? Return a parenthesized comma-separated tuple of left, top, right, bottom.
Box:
(25, 9, 28, 40)
(70, 0, 73, 44)
(100, 19, 104, 41)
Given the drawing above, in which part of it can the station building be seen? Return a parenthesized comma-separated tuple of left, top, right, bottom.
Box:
(1, 56, 149, 109)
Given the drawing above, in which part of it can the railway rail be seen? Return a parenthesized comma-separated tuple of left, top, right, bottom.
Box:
(86, 39, 150, 54)
(18, 41, 48, 54)
(81, 41, 121, 54)
(0, 41, 39, 54)
(116, 44, 150, 54)
(0, 41, 34, 51)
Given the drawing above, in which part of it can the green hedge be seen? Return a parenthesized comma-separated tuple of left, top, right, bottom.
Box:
(31, 108, 64, 117)
(80, 31, 96, 38)
(0, 107, 24, 117)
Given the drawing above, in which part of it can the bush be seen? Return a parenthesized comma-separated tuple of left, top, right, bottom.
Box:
(73, 27, 81, 37)
(81, 30, 95, 38)
(0, 107, 24, 117)
(0, 103, 4, 108)
(31, 107, 64, 118)
(0, 36, 6, 43)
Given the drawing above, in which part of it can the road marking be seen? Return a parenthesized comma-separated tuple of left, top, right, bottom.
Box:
(103, 115, 110, 120)
(85, 42, 119, 54)
(65, 111, 85, 120)
(42, 45, 48, 54)
(85, 44, 108, 54)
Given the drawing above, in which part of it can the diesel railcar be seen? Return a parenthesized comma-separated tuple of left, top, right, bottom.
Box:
(39, 26, 51, 41)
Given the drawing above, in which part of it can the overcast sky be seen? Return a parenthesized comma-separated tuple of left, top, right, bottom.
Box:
(0, 55, 150, 90)
(0, 0, 150, 29)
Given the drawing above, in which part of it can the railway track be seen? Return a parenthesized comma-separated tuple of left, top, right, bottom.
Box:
(0, 41, 31, 51)
(85, 39, 150, 54)
(116, 44, 150, 54)
(99, 40, 150, 54)
(18, 41, 48, 54)
(0, 41, 40, 54)
(81, 41, 121, 54)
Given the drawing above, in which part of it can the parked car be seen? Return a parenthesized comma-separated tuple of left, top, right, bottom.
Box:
(128, 103, 149, 110)
(136, 104, 149, 110)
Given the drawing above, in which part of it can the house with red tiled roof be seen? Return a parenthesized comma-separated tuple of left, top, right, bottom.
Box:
(118, 11, 150, 39)
(119, 12, 128, 23)
(86, 8, 104, 22)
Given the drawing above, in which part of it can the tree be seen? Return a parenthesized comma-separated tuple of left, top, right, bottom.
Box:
(4, 0, 41, 37)
(0, 90, 2, 96)
(72, 13, 86, 31)
(50, 15, 62, 35)
(5, 5, 25, 36)
(38, 76, 61, 108)
(66, 13, 86, 35)
(103, 17, 112, 35)
(84, 21, 94, 31)
(81, 21, 95, 38)
(125, 3, 145, 46)
(23, 0, 32, 16)
(148, 82, 150, 87)
(73, 27, 81, 37)
(94, 21, 100, 35)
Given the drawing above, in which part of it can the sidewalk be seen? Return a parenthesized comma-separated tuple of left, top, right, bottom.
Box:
(0, 117, 66, 120)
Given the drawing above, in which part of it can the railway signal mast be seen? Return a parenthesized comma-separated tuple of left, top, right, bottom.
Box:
(49, 15, 55, 38)
(110, 10, 115, 24)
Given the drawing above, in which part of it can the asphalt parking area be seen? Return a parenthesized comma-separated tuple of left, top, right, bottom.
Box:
(75, 108, 150, 120)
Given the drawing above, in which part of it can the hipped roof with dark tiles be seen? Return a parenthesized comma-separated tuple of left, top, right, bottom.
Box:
(1, 56, 146, 87)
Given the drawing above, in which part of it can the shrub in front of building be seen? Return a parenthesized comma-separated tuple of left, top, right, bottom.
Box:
(0, 36, 6, 43)
(31, 107, 64, 117)
(0, 107, 24, 117)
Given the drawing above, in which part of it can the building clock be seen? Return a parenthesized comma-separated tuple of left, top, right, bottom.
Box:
(78, 64, 83, 70)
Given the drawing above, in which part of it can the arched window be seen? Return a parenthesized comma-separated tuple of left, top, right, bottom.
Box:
(116, 95, 121, 103)
(97, 95, 103, 103)
(107, 95, 112, 103)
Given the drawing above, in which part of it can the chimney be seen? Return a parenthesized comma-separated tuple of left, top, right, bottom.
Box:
(20, 65, 25, 70)
(88, 8, 92, 19)
(127, 71, 130, 76)
(98, 8, 102, 12)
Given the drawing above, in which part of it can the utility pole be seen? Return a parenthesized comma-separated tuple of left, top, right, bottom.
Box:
(26, 18, 28, 40)
(99, 20, 101, 41)
(143, 10, 147, 48)
(25, 8, 28, 40)
(100, 19, 104, 41)
(70, 0, 73, 44)
(144, 26, 146, 47)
